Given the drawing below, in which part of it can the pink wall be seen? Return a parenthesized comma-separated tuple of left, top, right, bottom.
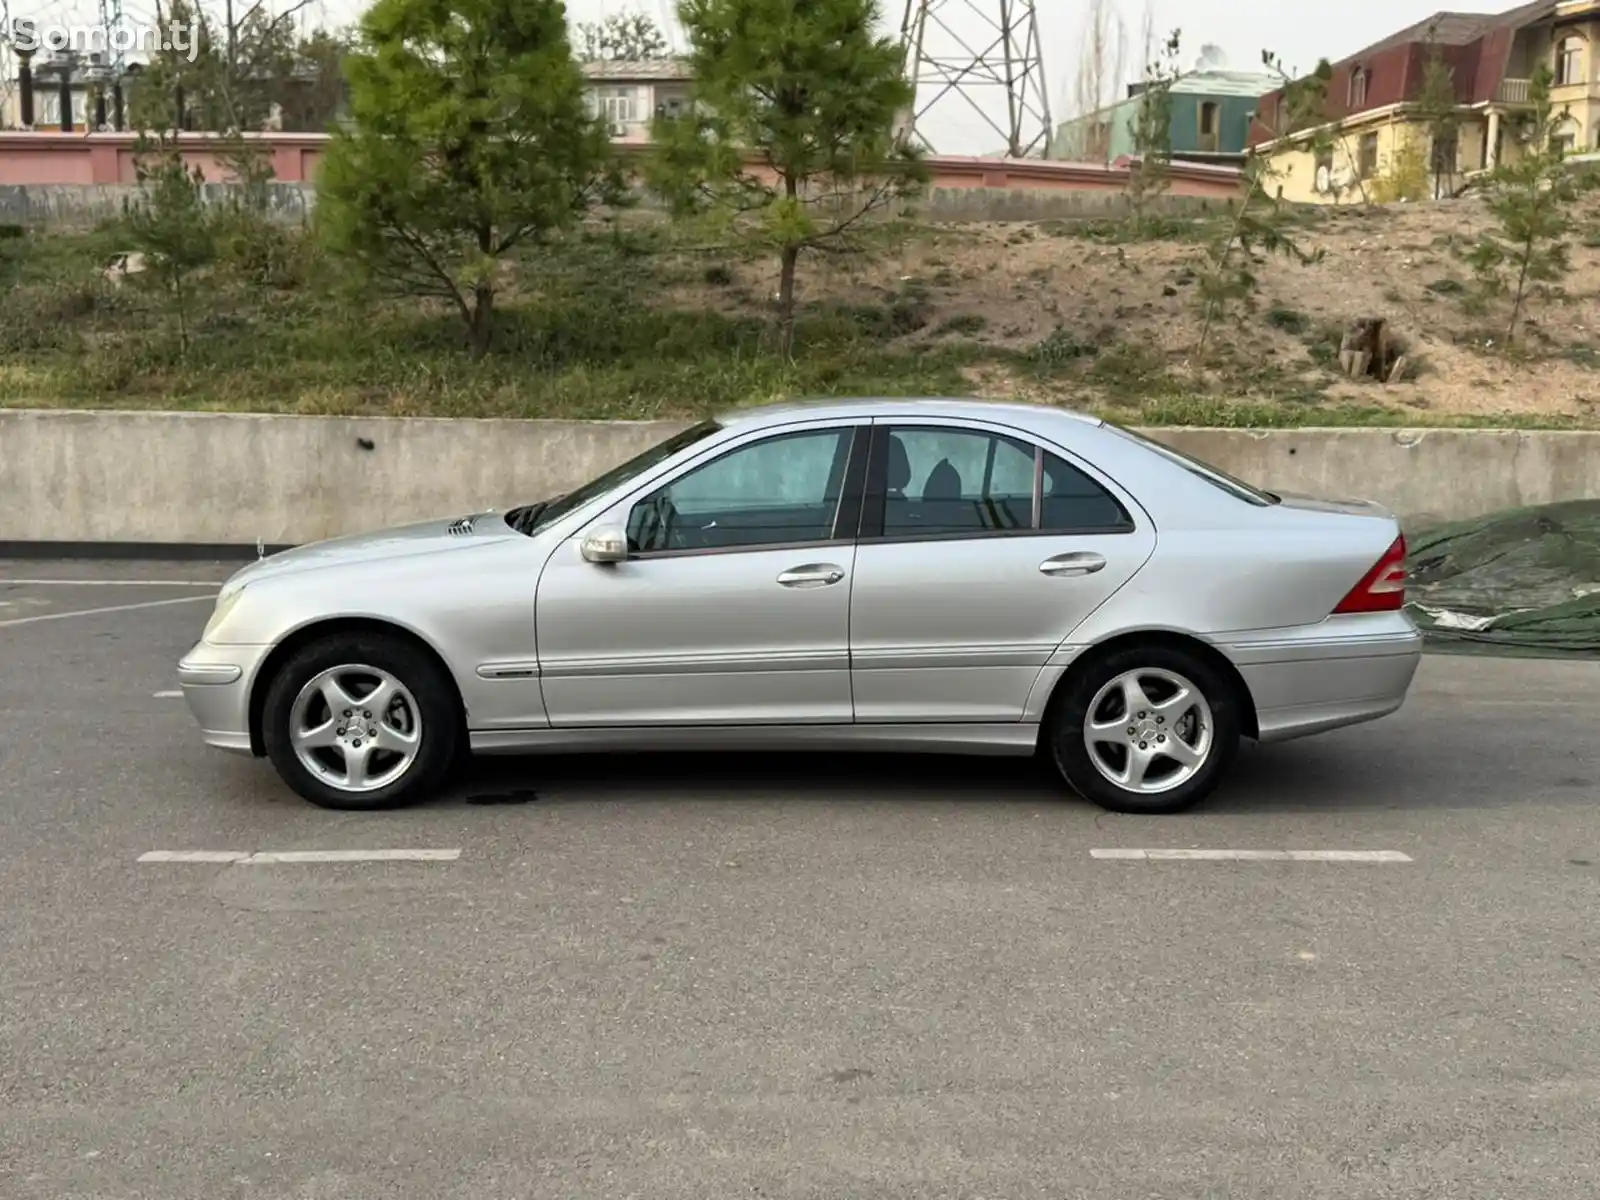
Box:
(0, 133, 327, 185)
(0, 132, 1245, 200)
(903, 154, 1245, 199)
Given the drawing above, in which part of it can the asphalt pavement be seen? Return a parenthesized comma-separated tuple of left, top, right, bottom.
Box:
(2, 561, 1599, 1200)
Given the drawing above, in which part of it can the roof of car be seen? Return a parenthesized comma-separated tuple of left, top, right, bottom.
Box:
(714, 397, 1105, 429)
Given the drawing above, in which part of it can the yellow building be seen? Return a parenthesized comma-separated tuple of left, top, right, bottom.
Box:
(1249, 0, 1600, 204)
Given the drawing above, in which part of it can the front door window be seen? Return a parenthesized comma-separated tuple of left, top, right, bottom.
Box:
(628, 428, 855, 554)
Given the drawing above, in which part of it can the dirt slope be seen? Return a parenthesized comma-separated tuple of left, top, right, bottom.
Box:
(682, 196, 1600, 423)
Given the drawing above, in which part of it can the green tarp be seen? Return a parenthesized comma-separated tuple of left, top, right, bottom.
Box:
(1407, 501, 1600, 658)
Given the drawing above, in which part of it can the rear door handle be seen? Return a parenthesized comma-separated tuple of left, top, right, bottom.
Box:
(1039, 552, 1107, 577)
(777, 563, 846, 588)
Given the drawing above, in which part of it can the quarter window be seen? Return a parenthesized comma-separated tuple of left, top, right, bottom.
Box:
(872, 426, 1130, 537)
(1040, 450, 1131, 531)
(628, 427, 853, 554)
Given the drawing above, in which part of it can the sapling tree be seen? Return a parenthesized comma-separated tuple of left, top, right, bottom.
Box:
(0, 224, 26, 306)
(1124, 27, 1182, 232)
(1468, 65, 1578, 344)
(1192, 50, 1326, 355)
(1415, 22, 1462, 200)
(122, 136, 218, 355)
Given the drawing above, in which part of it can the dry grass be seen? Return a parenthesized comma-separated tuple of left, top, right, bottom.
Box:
(2, 193, 1598, 427)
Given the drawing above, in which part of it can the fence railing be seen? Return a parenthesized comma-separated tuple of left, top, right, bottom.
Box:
(1496, 78, 1532, 104)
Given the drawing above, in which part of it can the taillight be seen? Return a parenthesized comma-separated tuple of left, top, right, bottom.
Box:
(1333, 534, 1408, 614)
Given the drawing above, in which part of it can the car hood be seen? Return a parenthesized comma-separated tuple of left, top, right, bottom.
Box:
(221, 512, 517, 593)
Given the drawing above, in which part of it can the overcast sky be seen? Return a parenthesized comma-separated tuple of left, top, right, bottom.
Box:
(580, 0, 1513, 153)
(19, 0, 1514, 153)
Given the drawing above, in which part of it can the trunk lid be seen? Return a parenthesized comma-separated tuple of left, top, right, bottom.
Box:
(1269, 489, 1397, 521)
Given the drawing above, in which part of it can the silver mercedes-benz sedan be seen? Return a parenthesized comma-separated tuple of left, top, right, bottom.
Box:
(178, 398, 1421, 815)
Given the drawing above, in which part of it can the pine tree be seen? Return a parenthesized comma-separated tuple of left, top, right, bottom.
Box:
(648, 0, 925, 353)
(317, 0, 621, 357)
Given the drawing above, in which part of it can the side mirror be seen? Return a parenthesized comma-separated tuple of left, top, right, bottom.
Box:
(579, 526, 629, 564)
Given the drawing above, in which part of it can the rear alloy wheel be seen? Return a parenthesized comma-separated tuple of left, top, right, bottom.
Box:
(262, 633, 460, 811)
(1048, 645, 1241, 815)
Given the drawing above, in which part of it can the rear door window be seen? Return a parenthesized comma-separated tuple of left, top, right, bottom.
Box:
(867, 425, 1132, 537)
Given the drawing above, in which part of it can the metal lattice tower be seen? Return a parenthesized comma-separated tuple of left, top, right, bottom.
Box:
(0, 0, 12, 127)
(899, 0, 1053, 158)
(99, 0, 126, 76)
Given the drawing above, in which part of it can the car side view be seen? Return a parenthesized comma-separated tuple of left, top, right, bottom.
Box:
(178, 398, 1422, 814)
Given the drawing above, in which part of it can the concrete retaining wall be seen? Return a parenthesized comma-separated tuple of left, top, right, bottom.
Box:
(3, 409, 1597, 546)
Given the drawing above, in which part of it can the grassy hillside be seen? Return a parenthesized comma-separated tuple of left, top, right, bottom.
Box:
(3, 196, 1598, 427)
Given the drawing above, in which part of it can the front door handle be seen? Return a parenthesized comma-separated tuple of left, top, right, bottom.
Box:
(777, 563, 846, 588)
(1039, 551, 1107, 577)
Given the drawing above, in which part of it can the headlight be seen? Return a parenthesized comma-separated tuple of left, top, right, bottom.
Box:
(203, 586, 246, 640)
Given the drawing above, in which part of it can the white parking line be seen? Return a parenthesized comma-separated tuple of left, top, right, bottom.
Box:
(246, 849, 463, 864)
(1090, 849, 1413, 863)
(138, 848, 462, 864)
(0, 578, 229, 587)
(153, 690, 183, 698)
(0, 594, 216, 628)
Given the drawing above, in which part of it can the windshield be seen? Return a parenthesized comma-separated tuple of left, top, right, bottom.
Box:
(505, 420, 722, 535)
(1104, 422, 1279, 507)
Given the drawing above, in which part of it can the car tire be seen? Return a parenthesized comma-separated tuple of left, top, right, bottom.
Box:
(1047, 643, 1242, 815)
(261, 632, 461, 811)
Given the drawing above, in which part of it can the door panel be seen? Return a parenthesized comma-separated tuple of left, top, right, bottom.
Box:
(535, 542, 856, 725)
(849, 535, 1150, 721)
(850, 422, 1155, 723)
(536, 423, 865, 727)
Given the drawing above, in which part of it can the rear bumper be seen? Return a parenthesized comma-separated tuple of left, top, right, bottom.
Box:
(1217, 612, 1423, 743)
(178, 641, 271, 755)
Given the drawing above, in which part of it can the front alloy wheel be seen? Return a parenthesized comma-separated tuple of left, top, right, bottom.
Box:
(289, 665, 423, 793)
(262, 632, 460, 810)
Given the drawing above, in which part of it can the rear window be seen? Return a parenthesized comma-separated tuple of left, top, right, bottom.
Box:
(1105, 423, 1279, 507)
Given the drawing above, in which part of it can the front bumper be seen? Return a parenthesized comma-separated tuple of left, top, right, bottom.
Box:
(178, 641, 272, 755)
